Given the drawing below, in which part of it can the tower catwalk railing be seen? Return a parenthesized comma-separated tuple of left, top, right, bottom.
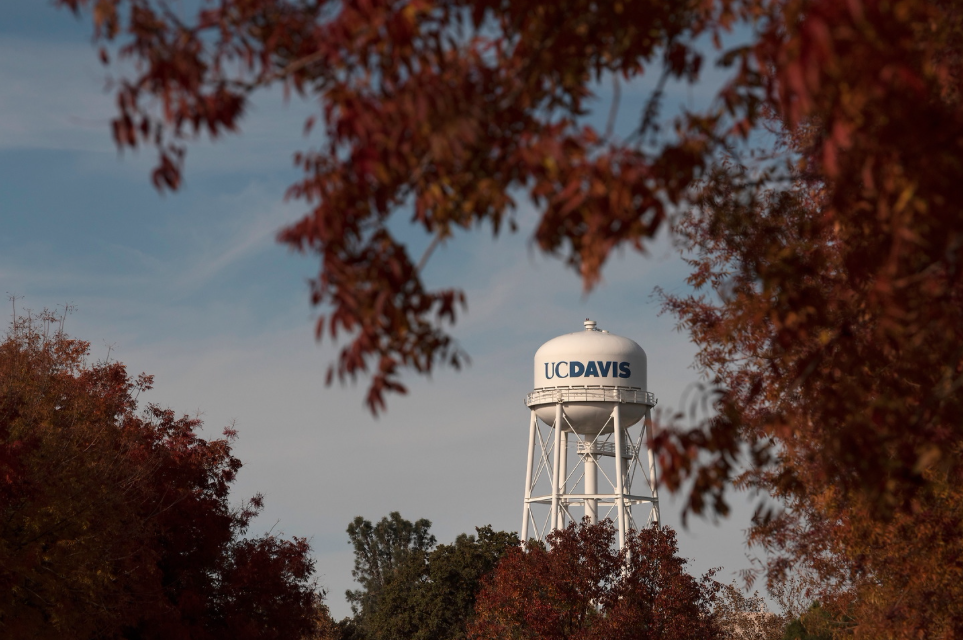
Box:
(525, 386, 656, 407)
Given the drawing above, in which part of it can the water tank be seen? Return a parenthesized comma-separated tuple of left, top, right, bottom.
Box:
(528, 319, 650, 434)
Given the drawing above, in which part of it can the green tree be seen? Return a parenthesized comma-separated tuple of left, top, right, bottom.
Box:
(345, 512, 436, 624)
(781, 604, 836, 640)
(370, 526, 519, 640)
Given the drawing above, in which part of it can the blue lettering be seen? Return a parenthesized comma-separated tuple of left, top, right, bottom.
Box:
(545, 360, 632, 379)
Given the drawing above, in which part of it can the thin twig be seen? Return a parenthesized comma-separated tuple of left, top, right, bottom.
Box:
(263, 50, 327, 85)
(416, 233, 444, 273)
(604, 73, 621, 140)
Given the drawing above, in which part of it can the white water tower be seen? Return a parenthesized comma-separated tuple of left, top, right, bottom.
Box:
(521, 319, 659, 548)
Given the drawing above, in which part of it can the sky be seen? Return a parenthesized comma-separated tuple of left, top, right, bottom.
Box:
(1, 1, 767, 619)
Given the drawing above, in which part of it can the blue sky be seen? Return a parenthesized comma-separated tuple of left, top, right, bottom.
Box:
(1, 1, 767, 618)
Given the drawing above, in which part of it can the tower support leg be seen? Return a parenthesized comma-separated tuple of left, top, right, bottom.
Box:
(646, 410, 660, 524)
(550, 403, 563, 532)
(559, 430, 568, 527)
(585, 453, 598, 523)
(521, 410, 537, 542)
(613, 405, 627, 549)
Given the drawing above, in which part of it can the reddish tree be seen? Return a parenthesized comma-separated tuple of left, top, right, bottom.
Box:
(661, 77, 963, 640)
(0, 310, 324, 639)
(652, 2, 963, 636)
(469, 521, 720, 640)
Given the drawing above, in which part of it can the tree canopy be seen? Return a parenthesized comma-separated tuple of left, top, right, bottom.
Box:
(344, 511, 436, 623)
(469, 521, 721, 640)
(57, 0, 728, 412)
(370, 525, 518, 640)
(0, 310, 324, 639)
(712, 581, 785, 640)
(656, 6, 963, 629)
(54, 0, 963, 636)
(341, 514, 517, 640)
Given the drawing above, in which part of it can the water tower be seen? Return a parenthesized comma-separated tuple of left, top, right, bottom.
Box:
(520, 319, 659, 548)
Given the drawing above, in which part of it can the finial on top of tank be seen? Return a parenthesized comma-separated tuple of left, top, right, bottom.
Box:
(584, 318, 598, 331)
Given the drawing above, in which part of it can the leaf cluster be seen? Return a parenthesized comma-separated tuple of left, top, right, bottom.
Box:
(59, 0, 721, 412)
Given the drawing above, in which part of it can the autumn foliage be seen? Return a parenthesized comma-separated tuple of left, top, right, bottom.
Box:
(469, 521, 720, 640)
(56, 0, 715, 412)
(654, 2, 963, 635)
(54, 0, 963, 636)
(0, 311, 323, 638)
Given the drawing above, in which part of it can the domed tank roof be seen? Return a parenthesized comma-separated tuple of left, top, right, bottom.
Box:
(533, 319, 647, 392)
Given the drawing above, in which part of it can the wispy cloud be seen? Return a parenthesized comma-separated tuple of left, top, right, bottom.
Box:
(173, 187, 303, 289)
(0, 35, 318, 179)
(0, 37, 115, 152)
